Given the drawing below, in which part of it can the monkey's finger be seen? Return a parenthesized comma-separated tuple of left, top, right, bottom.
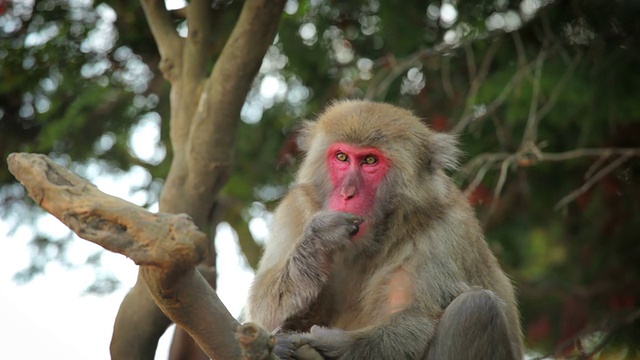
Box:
(348, 214, 364, 224)
(291, 344, 324, 360)
(309, 325, 322, 334)
(288, 334, 310, 348)
(347, 221, 360, 237)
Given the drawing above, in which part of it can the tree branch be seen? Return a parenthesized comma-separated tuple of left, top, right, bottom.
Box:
(439, 56, 454, 100)
(7, 153, 206, 267)
(365, 42, 454, 100)
(462, 147, 640, 209)
(537, 147, 640, 162)
(520, 46, 546, 146)
(140, 0, 183, 82)
(7, 152, 282, 360)
(142, 266, 241, 359)
(452, 52, 537, 134)
(463, 42, 477, 82)
(175, 0, 231, 145)
(183, 0, 215, 84)
(186, 0, 286, 187)
(554, 154, 632, 210)
(490, 155, 516, 214)
(457, 39, 502, 133)
(533, 309, 640, 360)
(535, 51, 583, 124)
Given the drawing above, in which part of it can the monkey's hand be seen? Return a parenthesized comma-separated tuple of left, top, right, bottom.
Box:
(282, 326, 351, 360)
(292, 211, 362, 279)
(293, 211, 362, 279)
(274, 332, 325, 360)
(289, 212, 361, 289)
(303, 211, 363, 252)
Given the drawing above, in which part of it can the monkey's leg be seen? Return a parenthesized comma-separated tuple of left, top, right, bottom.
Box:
(426, 288, 521, 360)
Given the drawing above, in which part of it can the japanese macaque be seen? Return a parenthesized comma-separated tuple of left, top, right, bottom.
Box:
(245, 100, 523, 360)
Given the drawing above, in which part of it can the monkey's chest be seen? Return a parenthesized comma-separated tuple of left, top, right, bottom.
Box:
(325, 266, 415, 330)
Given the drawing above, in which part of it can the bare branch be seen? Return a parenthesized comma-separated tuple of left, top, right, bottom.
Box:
(539, 147, 640, 162)
(541, 10, 571, 64)
(452, 53, 538, 134)
(491, 115, 511, 148)
(533, 309, 640, 360)
(584, 152, 611, 180)
(186, 0, 286, 187)
(140, 0, 183, 82)
(7, 153, 205, 267)
(461, 147, 640, 209)
(490, 156, 515, 213)
(532, 52, 584, 135)
(554, 154, 632, 210)
(512, 32, 527, 72)
(161, 0, 286, 227)
(461, 152, 510, 197)
(463, 42, 477, 82)
(476, 39, 502, 87)
(521, 47, 546, 146)
(366, 42, 456, 100)
(463, 161, 494, 198)
(456, 39, 502, 133)
(228, 203, 263, 269)
(142, 267, 242, 360)
(183, 0, 216, 83)
(440, 56, 455, 100)
(452, 43, 562, 134)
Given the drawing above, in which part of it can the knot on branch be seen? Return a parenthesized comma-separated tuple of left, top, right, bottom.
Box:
(516, 141, 544, 167)
(236, 322, 277, 360)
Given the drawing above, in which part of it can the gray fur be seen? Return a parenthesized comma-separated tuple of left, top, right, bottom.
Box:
(246, 101, 524, 360)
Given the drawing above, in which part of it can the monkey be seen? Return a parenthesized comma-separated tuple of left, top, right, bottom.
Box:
(245, 100, 523, 360)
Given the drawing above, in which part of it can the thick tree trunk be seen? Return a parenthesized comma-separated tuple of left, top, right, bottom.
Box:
(110, 0, 285, 358)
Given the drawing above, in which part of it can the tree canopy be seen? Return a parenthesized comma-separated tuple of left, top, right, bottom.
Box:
(2, 0, 639, 358)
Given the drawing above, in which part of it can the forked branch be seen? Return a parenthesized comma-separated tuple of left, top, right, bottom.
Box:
(462, 146, 640, 210)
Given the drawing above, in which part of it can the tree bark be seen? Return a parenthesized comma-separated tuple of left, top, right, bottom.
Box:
(107, 0, 286, 358)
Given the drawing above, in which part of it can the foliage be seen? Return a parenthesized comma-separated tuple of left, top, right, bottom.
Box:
(1, 0, 639, 356)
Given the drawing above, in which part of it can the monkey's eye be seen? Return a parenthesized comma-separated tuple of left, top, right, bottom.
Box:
(336, 152, 348, 162)
(363, 155, 378, 165)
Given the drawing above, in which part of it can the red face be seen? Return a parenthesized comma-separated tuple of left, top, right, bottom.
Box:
(326, 142, 389, 219)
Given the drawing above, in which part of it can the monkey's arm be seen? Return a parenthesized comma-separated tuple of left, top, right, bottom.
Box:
(246, 187, 360, 331)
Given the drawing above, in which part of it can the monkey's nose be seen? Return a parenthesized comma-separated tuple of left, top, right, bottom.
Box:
(341, 185, 357, 200)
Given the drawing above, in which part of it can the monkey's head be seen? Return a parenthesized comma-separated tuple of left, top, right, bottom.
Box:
(297, 100, 460, 223)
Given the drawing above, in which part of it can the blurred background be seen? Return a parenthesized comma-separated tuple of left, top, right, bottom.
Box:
(1, 0, 639, 358)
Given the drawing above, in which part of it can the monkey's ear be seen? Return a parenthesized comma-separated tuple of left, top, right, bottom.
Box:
(427, 132, 461, 171)
(296, 120, 318, 152)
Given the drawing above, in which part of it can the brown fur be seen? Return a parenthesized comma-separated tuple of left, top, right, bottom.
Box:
(246, 100, 523, 359)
